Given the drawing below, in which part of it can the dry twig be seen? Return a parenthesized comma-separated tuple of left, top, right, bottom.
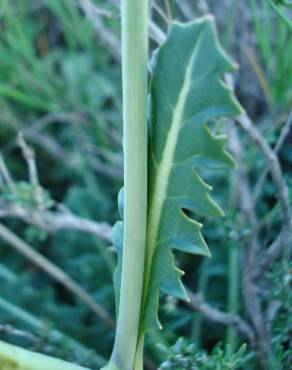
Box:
(254, 110, 292, 201)
(187, 290, 255, 346)
(237, 114, 291, 226)
(255, 229, 292, 280)
(0, 203, 112, 243)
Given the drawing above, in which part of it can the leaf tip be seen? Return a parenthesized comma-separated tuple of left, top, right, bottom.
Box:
(205, 247, 212, 258)
(185, 295, 191, 303)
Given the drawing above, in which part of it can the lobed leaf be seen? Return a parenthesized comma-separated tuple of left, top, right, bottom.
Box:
(142, 16, 243, 331)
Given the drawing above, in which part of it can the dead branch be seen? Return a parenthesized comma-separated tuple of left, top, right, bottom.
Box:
(187, 290, 255, 346)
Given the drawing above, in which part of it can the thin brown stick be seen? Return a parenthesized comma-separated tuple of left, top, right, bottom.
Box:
(254, 110, 292, 202)
(0, 222, 115, 330)
(237, 114, 292, 227)
(17, 133, 39, 187)
(0, 203, 113, 243)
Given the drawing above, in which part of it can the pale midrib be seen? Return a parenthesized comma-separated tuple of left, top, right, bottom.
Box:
(142, 42, 201, 315)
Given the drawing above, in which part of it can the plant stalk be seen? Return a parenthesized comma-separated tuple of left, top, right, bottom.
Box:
(226, 242, 240, 351)
(191, 258, 210, 345)
(104, 1, 149, 369)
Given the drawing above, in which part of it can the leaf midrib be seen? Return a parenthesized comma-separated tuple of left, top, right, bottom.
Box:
(142, 28, 206, 321)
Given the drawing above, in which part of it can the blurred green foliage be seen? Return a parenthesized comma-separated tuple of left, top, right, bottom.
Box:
(0, 0, 291, 369)
(158, 338, 247, 370)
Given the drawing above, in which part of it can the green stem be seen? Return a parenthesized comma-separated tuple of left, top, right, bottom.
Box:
(191, 258, 210, 345)
(226, 242, 240, 351)
(104, 1, 149, 369)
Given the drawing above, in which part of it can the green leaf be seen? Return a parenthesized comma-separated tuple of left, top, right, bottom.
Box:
(112, 188, 124, 316)
(142, 16, 243, 331)
(0, 340, 90, 370)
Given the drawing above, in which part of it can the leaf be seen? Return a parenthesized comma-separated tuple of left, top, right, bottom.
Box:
(112, 188, 124, 316)
(0, 340, 90, 370)
(142, 16, 243, 331)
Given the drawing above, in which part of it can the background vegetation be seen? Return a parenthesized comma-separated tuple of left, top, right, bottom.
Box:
(0, 1, 291, 369)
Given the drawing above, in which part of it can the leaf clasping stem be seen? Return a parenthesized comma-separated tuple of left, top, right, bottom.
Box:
(102, 1, 149, 369)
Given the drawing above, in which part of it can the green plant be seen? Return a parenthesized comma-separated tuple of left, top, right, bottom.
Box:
(104, 2, 242, 369)
(249, 0, 292, 106)
(103, 1, 149, 369)
(158, 337, 247, 370)
(0, 0, 243, 369)
(266, 262, 292, 369)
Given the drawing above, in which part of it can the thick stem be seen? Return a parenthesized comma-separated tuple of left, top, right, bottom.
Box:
(104, 1, 149, 369)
